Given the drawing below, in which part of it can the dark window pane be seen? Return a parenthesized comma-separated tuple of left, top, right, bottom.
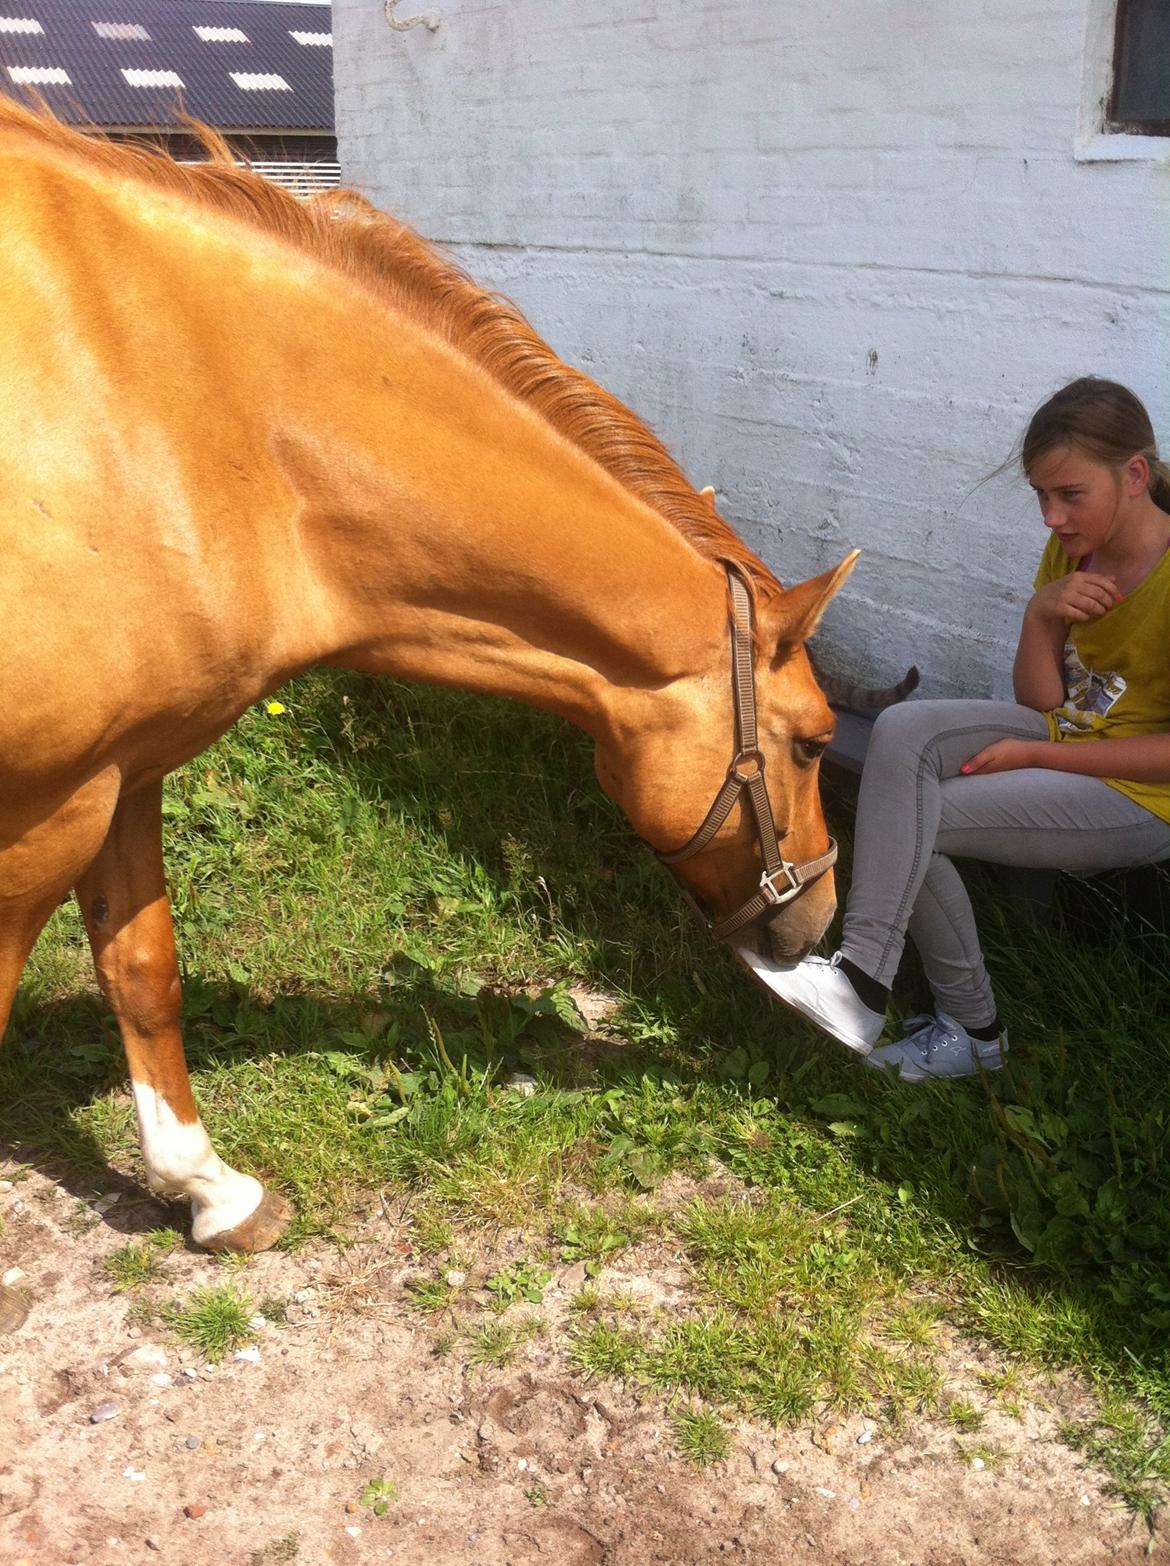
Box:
(1112, 0, 1170, 130)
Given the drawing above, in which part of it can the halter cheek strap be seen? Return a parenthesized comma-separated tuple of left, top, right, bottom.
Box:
(656, 567, 837, 942)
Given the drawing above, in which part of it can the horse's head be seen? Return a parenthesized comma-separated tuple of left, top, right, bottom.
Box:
(595, 552, 858, 966)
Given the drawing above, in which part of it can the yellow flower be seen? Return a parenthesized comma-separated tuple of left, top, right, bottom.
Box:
(265, 700, 286, 716)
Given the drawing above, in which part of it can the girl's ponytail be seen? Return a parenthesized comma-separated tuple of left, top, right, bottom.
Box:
(1148, 457, 1170, 514)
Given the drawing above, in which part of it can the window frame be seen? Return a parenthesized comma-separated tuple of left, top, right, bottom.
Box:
(1076, 0, 1170, 162)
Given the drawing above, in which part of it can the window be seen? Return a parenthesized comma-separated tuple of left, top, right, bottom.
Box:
(8, 63, 68, 82)
(122, 67, 183, 87)
(1110, 0, 1170, 133)
(229, 72, 290, 91)
(193, 25, 249, 44)
(93, 22, 151, 41)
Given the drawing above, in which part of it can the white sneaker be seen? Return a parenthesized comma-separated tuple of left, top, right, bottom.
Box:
(735, 948, 885, 1056)
(865, 1012, 1006, 1084)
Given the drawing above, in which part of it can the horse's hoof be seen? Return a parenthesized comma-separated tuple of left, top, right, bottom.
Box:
(0, 1282, 29, 1334)
(202, 1190, 293, 1254)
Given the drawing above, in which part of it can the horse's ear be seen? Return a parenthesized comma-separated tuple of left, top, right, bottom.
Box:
(770, 550, 860, 656)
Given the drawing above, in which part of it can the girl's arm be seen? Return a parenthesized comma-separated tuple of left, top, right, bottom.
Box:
(965, 730, 1170, 783)
(1012, 570, 1123, 711)
(1012, 602, 1067, 710)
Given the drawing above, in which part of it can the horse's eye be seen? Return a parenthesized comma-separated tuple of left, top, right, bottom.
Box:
(794, 737, 829, 766)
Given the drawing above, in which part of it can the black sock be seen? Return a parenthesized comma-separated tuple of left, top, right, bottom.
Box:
(966, 1018, 1002, 1042)
(837, 956, 890, 1014)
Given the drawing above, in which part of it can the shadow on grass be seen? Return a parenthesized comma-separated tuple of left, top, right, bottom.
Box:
(0, 961, 650, 1239)
(4, 669, 1169, 1389)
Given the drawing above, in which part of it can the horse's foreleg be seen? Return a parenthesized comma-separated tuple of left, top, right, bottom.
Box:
(76, 783, 291, 1252)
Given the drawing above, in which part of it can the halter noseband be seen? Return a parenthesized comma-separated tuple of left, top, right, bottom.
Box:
(656, 566, 837, 943)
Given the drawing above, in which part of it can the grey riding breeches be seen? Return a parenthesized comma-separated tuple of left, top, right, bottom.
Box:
(840, 699, 1170, 1027)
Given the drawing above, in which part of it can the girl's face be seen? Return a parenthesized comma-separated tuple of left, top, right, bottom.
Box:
(1027, 445, 1146, 559)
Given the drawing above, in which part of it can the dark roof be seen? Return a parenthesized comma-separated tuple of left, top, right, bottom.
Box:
(0, 0, 333, 130)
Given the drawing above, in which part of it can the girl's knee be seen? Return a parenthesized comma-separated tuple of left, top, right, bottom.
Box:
(871, 699, 992, 752)
(870, 699, 942, 755)
(867, 700, 985, 781)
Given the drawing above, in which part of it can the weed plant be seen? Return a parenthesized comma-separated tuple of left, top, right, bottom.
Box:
(485, 1258, 552, 1308)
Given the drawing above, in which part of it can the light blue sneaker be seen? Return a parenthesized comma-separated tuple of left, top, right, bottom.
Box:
(865, 1012, 1006, 1083)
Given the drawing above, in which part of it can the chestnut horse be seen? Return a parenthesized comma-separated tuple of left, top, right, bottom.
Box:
(0, 102, 856, 1326)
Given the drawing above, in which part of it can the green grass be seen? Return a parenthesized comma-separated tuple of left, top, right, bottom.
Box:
(163, 1284, 257, 1359)
(249, 1535, 300, 1565)
(571, 1319, 646, 1381)
(568, 1283, 603, 1314)
(944, 1398, 984, 1433)
(670, 1406, 733, 1467)
(1063, 1388, 1170, 1517)
(466, 1317, 541, 1370)
(955, 1439, 1006, 1469)
(407, 1277, 456, 1314)
(3, 670, 1169, 1517)
(884, 1300, 941, 1351)
(569, 1291, 953, 1432)
(103, 1229, 183, 1291)
(410, 1207, 454, 1255)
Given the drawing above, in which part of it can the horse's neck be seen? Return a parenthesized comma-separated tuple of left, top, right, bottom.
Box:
(269, 285, 728, 742)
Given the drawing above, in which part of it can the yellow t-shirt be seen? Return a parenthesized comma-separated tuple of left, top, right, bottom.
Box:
(1034, 534, 1170, 824)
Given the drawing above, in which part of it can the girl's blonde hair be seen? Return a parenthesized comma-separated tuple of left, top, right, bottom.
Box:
(1022, 377, 1170, 511)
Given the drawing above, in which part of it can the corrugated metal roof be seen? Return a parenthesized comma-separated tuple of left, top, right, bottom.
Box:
(0, 0, 333, 130)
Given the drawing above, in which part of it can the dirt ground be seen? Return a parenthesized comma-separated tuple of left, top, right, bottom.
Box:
(0, 1164, 1164, 1566)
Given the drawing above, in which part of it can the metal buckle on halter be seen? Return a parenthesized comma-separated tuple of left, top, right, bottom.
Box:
(758, 862, 802, 908)
(728, 748, 765, 784)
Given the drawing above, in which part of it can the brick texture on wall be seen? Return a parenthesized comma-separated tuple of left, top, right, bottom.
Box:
(333, 0, 1169, 694)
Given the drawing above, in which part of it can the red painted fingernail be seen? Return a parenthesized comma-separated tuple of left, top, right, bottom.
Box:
(961, 764, 971, 774)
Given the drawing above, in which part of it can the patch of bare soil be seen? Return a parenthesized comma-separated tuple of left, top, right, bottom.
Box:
(0, 1166, 1163, 1566)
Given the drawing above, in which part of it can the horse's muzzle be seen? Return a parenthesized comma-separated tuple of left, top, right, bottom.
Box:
(763, 881, 836, 965)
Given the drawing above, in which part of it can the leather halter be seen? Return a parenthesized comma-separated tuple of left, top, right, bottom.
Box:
(657, 566, 838, 943)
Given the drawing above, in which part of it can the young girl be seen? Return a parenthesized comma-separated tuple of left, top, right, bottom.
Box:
(742, 377, 1170, 1080)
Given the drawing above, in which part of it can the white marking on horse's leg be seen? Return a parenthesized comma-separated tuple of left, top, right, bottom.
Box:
(131, 1082, 264, 1247)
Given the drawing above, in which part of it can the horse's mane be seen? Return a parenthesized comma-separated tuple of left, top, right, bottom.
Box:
(0, 99, 781, 605)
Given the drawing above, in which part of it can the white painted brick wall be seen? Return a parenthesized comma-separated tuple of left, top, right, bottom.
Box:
(333, 0, 1170, 695)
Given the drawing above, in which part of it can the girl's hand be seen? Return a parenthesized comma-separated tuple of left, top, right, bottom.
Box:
(961, 738, 1043, 776)
(1028, 571, 1121, 625)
